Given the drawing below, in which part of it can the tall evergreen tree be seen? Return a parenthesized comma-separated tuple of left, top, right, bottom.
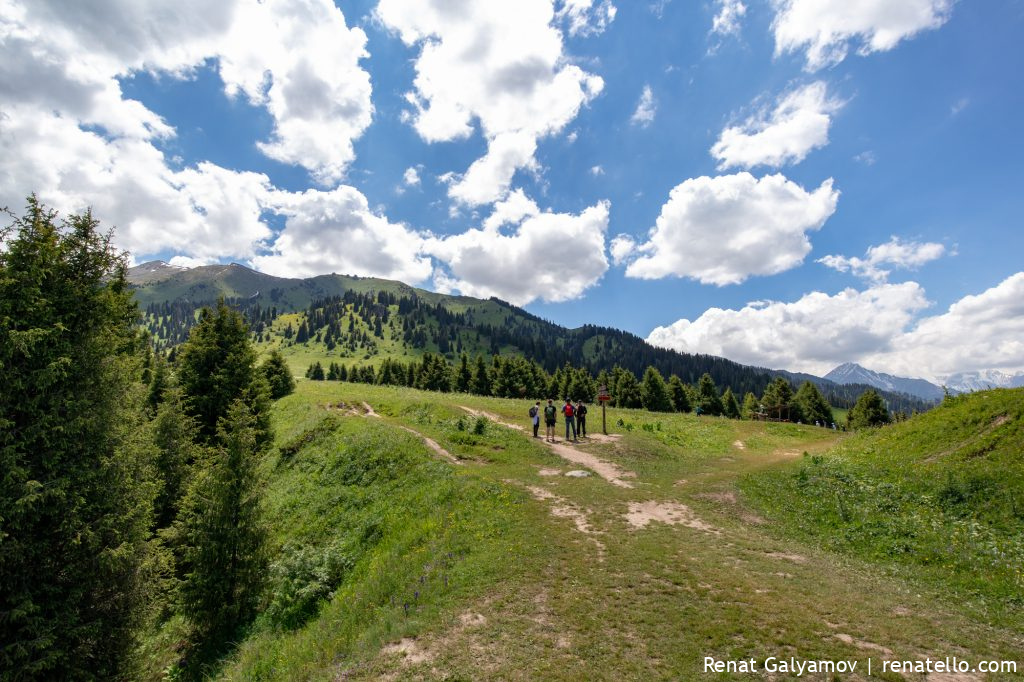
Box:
(847, 389, 891, 429)
(795, 381, 834, 426)
(260, 349, 295, 399)
(741, 391, 759, 419)
(177, 300, 272, 448)
(640, 367, 673, 412)
(615, 369, 643, 408)
(455, 352, 472, 393)
(762, 377, 798, 421)
(151, 387, 201, 530)
(721, 387, 741, 419)
(0, 199, 155, 679)
(177, 401, 266, 644)
(471, 354, 491, 396)
(695, 373, 724, 416)
(668, 374, 691, 413)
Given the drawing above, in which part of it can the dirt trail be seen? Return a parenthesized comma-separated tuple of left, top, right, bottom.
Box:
(459, 406, 635, 488)
(358, 402, 462, 466)
(395, 425, 463, 466)
(625, 500, 718, 534)
(458, 406, 523, 430)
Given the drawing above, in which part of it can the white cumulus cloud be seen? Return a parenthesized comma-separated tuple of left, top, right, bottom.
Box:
(818, 236, 947, 282)
(711, 81, 843, 169)
(425, 191, 610, 305)
(556, 0, 617, 36)
(376, 0, 604, 206)
(710, 0, 747, 39)
(3, 0, 373, 183)
(403, 167, 421, 187)
(253, 186, 433, 282)
(865, 273, 1024, 381)
(772, 0, 953, 71)
(622, 172, 839, 285)
(631, 85, 657, 127)
(647, 272, 1024, 382)
(0, 0, 376, 264)
(647, 282, 931, 375)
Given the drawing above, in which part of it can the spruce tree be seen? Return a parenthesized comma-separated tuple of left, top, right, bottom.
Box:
(176, 300, 272, 448)
(177, 401, 266, 644)
(795, 381, 834, 425)
(455, 352, 472, 392)
(721, 387, 741, 419)
(0, 198, 154, 679)
(260, 349, 295, 399)
(741, 392, 759, 419)
(762, 377, 797, 421)
(668, 374, 691, 413)
(696, 373, 724, 416)
(151, 387, 201, 530)
(615, 369, 643, 408)
(847, 389, 890, 429)
(640, 367, 673, 412)
(471, 354, 491, 395)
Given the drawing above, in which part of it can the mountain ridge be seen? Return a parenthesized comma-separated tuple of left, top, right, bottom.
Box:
(128, 261, 936, 413)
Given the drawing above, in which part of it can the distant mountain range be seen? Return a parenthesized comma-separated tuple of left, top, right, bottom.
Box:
(128, 261, 939, 414)
(944, 369, 1024, 393)
(823, 362, 1024, 400)
(824, 363, 946, 401)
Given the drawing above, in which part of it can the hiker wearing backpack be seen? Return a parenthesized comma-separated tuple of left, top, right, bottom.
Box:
(529, 401, 540, 438)
(543, 399, 557, 442)
(575, 400, 588, 438)
(563, 398, 577, 442)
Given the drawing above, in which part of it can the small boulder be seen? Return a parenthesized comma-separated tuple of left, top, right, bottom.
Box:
(564, 470, 592, 478)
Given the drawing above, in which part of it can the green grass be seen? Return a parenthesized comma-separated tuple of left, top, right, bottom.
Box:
(138, 383, 1024, 680)
(742, 388, 1024, 622)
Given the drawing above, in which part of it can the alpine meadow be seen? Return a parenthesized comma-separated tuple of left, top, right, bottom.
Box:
(3, 1, 1024, 681)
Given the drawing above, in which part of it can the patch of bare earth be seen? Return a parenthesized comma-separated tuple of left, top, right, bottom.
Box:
(324, 401, 362, 416)
(625, 501, 719, 534)
(547, 440, 635, 489)
(380, 637, 432, 665)
(834, 633, 893, 657)
(537, 468, 561, 476)
(733, 440, 746, 450)
(525, 485, 605, 558)
(764, 551, 808, 564)
(361, 402, 380, 418)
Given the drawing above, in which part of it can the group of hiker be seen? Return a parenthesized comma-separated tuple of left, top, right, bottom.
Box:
(529, 398, 588, 443)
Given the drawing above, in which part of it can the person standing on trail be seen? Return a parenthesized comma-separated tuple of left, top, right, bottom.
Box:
(544, 400, 557, 442)
(529, 401, 540, 438)
(563, 398, 577, 442)
(575, 400, 587, 438)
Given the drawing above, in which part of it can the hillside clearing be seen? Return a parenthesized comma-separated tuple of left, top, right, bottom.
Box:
(192, 383, 1023, 680)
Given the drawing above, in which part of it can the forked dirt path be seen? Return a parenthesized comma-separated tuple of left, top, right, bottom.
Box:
(395, 425, 462, 466)
(459, 406, 635, 487)
(359, 402, 462, 465)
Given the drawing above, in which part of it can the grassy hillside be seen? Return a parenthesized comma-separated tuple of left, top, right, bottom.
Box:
(742, 388, 1024, 620)
(138, 382, 1022, 680)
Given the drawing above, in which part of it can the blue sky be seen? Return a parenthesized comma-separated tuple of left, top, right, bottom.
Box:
(3, 0, 1023, 382)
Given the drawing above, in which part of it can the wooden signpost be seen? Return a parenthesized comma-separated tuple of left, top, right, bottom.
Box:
(597, 385, 611, 434)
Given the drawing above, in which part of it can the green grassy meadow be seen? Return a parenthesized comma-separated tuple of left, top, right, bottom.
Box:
(142, 382, 1024, 680)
